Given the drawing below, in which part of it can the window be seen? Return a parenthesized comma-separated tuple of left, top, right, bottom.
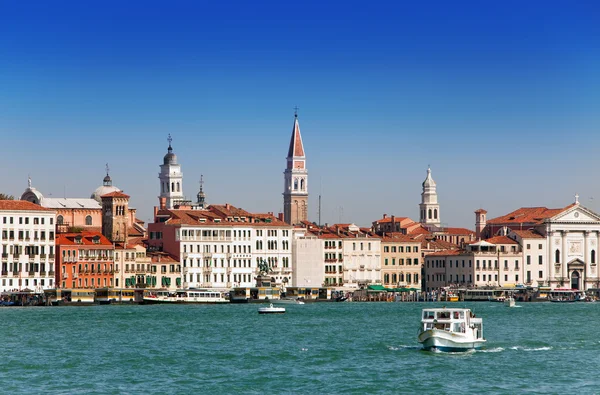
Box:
(384, 258, 388, 266)
(555, 249, 560, 263)
(527, 244, 530, 249)
(527, 256, 531, 265)
(592, 250, 596, 264)
(539, 271, 543, 278)
(538, 255, 543, 265)
(57, 215, 64, 225)
(85, 215, 92, 226)
(538, 244, 542, 249)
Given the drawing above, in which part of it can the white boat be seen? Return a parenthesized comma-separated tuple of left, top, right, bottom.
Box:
(417, 308, 486, 352)
(272, 298, 305, 305)
(143, 289, 229, 304)
(258, 303, 286, 314)
(505, 297, 516, 307)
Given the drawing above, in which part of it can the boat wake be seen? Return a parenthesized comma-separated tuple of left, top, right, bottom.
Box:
(510, 346, 553, 352)
(476, 347, 504, 353)
(387, 345, 421, 351)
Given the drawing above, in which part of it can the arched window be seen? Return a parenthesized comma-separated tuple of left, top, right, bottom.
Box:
(294, 179, 298, 190)
(85, 215, 92, 226)
(555, 249, 560, 264)
(592, 250, 596, 264)
(171, 182, 175, 192)
(300, 178, 304, 190)
(399, 273, 404, 282)
(177, 182, 180, 192)
(428, 209, 432, 219)
(57, 215, 64, 225)
(162, 182, 166, 193)
(434, 209, 438, 219)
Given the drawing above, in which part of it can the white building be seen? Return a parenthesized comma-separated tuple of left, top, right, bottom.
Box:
(294, 223, 381, 288)
(0, 201, 56, 292)
(159, 134, 184, 209)
(148, 204, 293, 289)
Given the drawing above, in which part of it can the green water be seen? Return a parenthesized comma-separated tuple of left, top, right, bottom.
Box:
(1, 302, 599, 394)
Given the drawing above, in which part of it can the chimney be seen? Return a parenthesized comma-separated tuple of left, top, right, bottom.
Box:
(225, 203, 231, 210)
(278, 212, 284, 222)
(391, 215, 396, 231)
(159, 197, 166, 210)
(383, 214, 387, 219)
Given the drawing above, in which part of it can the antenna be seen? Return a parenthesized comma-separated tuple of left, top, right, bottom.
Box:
(318, 194, 321, 227)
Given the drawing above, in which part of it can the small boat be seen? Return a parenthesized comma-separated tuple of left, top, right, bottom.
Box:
(417, 308, 486, 352)
(258, 303, 286, 314)
(273, 298, 305, 305)
(505, 297, 516, 307)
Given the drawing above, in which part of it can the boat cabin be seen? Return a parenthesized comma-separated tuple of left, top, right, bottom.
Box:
(421, 308, 484, 339)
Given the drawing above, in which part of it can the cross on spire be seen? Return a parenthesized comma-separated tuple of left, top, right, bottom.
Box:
(575, 193, 580, 204)
(199, 174, 204, 192)
(105, 163, 110, 176)
(294, 106, 299, 118)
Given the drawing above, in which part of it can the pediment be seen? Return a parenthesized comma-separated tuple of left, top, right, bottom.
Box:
(550, 205, 600, 223)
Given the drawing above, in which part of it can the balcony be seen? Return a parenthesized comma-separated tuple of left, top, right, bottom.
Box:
(1, 253, 7, 259)
(204, 253, 213, 259)
(40, 254, 47, 259)
(1, 270, 7, 276)
(12, 271, 19, 276)
(202, 267, 212, 274)
(28, 271, 35, 277)
(40, 271, 46, 276)
(48, 271, 55, 276)
(49, 254, 55, 259)
(62, 273, 68, 279)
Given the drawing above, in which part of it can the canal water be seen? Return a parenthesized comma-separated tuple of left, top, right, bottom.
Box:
(1, 301, 599, 394)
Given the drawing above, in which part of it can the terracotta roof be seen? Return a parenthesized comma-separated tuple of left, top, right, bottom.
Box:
(287, 116, 305, 158)
(426, 250, 465, 257)
(101, 191, 130, 199)
(148, 252, 178, 263)
(511, 230, 545, 239)
(381, 233, 420, 243)
(408, 226, 431, 236)
(373, 216, 412, 224)
(0, 200, 53, 211)
(474, 208, 488, 214)
(484, 235, 518, 245)
(487, 205, 575, 225)
(56, 232, 114, 246)
(442, 227, 475, 235)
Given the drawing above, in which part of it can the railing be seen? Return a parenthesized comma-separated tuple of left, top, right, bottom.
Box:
(1, 270, 7, 276)
(1, 253, 7, 259)
(40, 254, 47, 258)
(48, 271, 54, 276)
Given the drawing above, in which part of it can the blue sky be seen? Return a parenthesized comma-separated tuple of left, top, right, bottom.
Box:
(1, 1, 599, 228)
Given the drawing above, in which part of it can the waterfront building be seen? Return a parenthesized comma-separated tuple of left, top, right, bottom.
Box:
(424, 235, 522, 291)
(291, 227, 324, 288)
(0, 200, 56, 292)
(283, 112, 308, 225)
(20, 173, 145, 238)
(56, 232, 114, 289)
(372, 215, 423, 235)
(480, 196, 600, 290)
(148, 251, 181, 289)
(294, 223, 381, 288)
(381, 233, 422, 290)
(148, 202, 293, 289)
(113, 238, 155, 289)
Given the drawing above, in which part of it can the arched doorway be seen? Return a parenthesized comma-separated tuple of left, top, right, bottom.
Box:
(571, 271, 580, 290)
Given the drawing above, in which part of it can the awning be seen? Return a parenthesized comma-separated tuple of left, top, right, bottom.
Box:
(367, 285, 388, 291)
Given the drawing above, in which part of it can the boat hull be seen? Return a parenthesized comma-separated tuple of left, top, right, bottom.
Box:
(418, 329, 486, 352)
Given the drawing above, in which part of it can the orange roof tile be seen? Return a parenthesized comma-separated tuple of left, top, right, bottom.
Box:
(0, 200, 53, 211)
(101, 191, 131, 199)
(511, 230, 545, 239)
(441, 227, 476, 235)
(426, 250, 465, 257)
(56, 231, 114, 246)
(487, 205, 574, 225)
(484, 235, 518, 245)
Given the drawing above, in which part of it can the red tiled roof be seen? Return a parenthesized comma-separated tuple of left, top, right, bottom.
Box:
(408, 226, 431, 236)
(487, 205, 575, 225)
(474, 208, 488, 214)
(381, 233, 420, 243)
(484, 235, 518, 245)
(56, 232, 114, 246)
(373, 216, 411, 224)
(101, 191, 130, 199)
(426, 250, 465, 257)
(511, 230, 545, 239)
(0, 200, 53, 211)
(442, 227, 475, 235)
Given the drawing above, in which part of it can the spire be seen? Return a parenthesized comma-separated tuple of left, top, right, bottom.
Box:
(28, 175, 31, 189)
(167, 133, 173, 153)
(287, 109, 305, 158)
(197, 175, 206, 208)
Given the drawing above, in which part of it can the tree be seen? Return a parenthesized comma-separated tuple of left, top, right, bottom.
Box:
(0, 194, 15, 200)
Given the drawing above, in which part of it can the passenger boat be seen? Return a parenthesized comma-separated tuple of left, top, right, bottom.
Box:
(258, 303, 285, 314)
(417, 308, 486, 352)
(505, 297, 516, 307)
(143, 289, 229, 304)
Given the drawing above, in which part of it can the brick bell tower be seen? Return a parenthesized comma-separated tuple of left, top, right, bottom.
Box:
(101, 191, 131, 243)
(283, 109, 308, 225)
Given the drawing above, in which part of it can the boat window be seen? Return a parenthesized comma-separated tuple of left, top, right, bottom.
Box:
(423, 311, 435, 319)
(438, 311, 451, 319)
(453, 322, 465, 333)
(453, 311, 464, 319)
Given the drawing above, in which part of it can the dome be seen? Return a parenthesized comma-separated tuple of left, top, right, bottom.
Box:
(91, 185, 121, 202)
(103, 175, 112, 184)
(164, 151, 177, 165)
(422, 167, 436, 188)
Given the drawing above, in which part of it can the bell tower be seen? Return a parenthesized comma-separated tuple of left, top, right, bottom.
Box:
(158, 134, 184, 209)
(419, 166, 441, 229)
(101, 191, 130, 243)
(283, 109, 308, 225)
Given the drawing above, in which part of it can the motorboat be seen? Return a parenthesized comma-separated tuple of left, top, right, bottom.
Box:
(258, 303, 286, 314)
(505, 297, 516, 307)
(417, 308, 486, 352)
